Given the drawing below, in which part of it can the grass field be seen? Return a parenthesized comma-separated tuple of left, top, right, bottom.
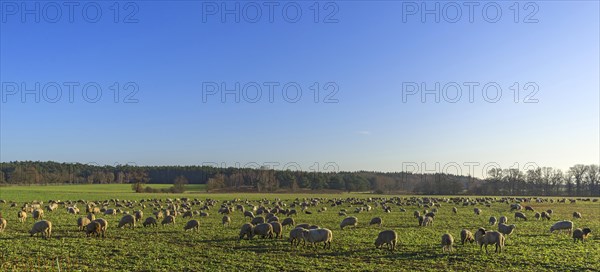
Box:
(0, 185, 598, 271)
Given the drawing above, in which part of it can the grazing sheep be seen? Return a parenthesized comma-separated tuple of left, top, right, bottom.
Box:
(418, 216, 424, 226)
(510, 204, 522, 211)
(475, 228, 486, 246)
(118, 214, 136, 229)
(87, 213, 96, 222)
(289, 227, 306, 247)
(134, 210, 143, 222)
(239, 223, 254, 240)
(498, 223, 516, 236)
(541, 211, 551, 220)
(421, 216, 434, 226)
(474, 208, 481, 215)
(452, 207, 458, 214)
(534, 212, 540, 220)
(413, 211, 420, 218)
(441, 233, 454, 252)
(375, 230, 398, 251)
(161, 215, 176, 226)
(29, 220, 52, 239)
(244, 211, 255, 218)
(18, 210, 27, 223)
(338, 211, 347, 216)
(183, 211, 193, 218)
(550, 221, 574, 234)
(525, 206, 535, 212)
(572, 228, 592, 243)
(267, 216, 279, 223)
(296, 223, 311, 229)
(301, 228, 333, 249)
(340, 217, 358, 229)
(270, 222, 283, 239)
(252, 223, 274, 239)
(200, 212, 209, 217)
(85, 221, 103, 238)
(153, 211, 164, 219)
(222, 215, 231, 226)
(251, 216, 265, 225)
(77, 217, 91, 231)
(281, 217, 295, 227)
(460, 229, 475, 245)
(143, 217, 157, 227)
(104, 209, 117, 216)
(425, 212, 436, 219)
(32, 209, 44, 220)
(369, 217, 383, 227)
(93, 218, 108, 237)
(184, 220, 200, 231)
(499, 216, 508, 224)
(546, 209, 553, 215)
(514, 212, 527, 221)
(489, 217, 497, 226)
(0, 217, 7, 233)
(476, 229, 505, 253)
(573, 212, 582, 219)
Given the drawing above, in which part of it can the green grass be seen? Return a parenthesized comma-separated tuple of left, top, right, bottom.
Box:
(0, 185, 598, 271)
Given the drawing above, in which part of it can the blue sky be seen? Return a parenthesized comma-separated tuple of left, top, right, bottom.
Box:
(1, 1, 598, 177)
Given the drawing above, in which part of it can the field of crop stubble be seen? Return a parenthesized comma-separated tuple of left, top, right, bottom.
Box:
(0, 185, 598, 271)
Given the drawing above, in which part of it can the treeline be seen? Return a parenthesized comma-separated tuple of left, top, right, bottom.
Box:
(0, 161, 598, 196)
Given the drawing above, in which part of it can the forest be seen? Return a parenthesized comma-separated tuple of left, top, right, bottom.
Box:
(0, 161, 598, 196)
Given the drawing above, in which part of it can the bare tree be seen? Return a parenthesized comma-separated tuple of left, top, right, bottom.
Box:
(569, 165, 588, 196)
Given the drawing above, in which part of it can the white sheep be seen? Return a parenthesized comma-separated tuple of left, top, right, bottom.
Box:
(282, 217, 295, 227)
(289, 227, 306, 247)
(17, 210, 27, 223)
(499, 216, 508, 224)
(572, 228, 591, 243)
(29, 220, 52, 239)
(497, 223, 516, 236)
(421, 216, 434, 226)
(369, 217, 383, 227)
(301, 228, 333, 249)
(239, 223, 254, 240)
(252, 223, 274, 239)
(514, 212, 527, 221)
(222, 215, 231, 226)
(93, 218, 108, 237)
(143, 217, 158, 227)
(251, 216, 265, 225)
(460, 229, 475, 245)
(572, 212, 582, 219)
(375, 230, 398, 251)
(32, 209, 44, 220)
(270, 222, 283, 239)
(77, 217, 91, 231)
(474, 208, 481, 215)
(441, 233, 454, 252)
(550, 221, 573, 234)
(340, 217, 358, 229)
(161, 215, 176, 226)
(85, 221, 102, 238)
(489, 217, 497, 225)
(476, 229, 505, 253)
(0, 217, 7, 233)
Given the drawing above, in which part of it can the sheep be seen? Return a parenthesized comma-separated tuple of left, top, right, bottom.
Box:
(183, 211, 193, 218)
(476, 229, 505, 253)
(143, 217, 158, 227)
(369, 217, 383, 227)
(161, 215, 176, 226)
(338, 211, 347, 216)
(573, 212, 582, 219)
(184, 220, 200, 231)
(510, 204, 522, 211)
(572, 228, 592, 243)
(281, 217, 295, 227)
(489, 217, 497, 225)
(474, 208, 481, 215)
(375, 230, 398, 251)
(87, 213, 96, 222)
(541, 211, 551, 220)
(270, 222, 283, 239)
(418, 215, 424, 226)
(289, 227, 306, 247)
(77, 217, 91, 231)
(550, 221, 574, 234)
(413, 211, 420, 218)
(514, 212, 527, 221)
(421, 216, 434, 226)
(239, 223, 254, 240)
(104, 209, 117, 216)
(252, 223, 274, 239)
(134, 210, 143, 222)
(85, 221, 103, 237)
(153, 211, 164, 219)
(118, 214, 136, 229)
(29, 220, 52, 239)
(93, 218, 108, 237)
(460, 229, 475, 245)
(32, 209, 44, 220)
(425, 212, 435, 219)
(546, 209, 553, 215)
(251, 216, 265, 225)
(0, 217, 6, 233)
(534, 212, 540, 220)
(441, 233, 454, 252)
(222, 215, 231, 226)
(340, 216, 358, 229)
(452, 207, 458, 214)
(200, 212, 209, 217)
(296, 223, 311, 229)
(525, 206, 535, 212)
(499, 216, 508, 224)
(301, 228, 333, 249)
(267, 216, 279, 223)
(18, 210, 27, 223)
(244, 211, 255, 218)
(498, 223, 516, 236)
(474, 228, 486, 246)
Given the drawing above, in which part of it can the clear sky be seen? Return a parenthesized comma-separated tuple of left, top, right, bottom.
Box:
(1, 1, 598, 177)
